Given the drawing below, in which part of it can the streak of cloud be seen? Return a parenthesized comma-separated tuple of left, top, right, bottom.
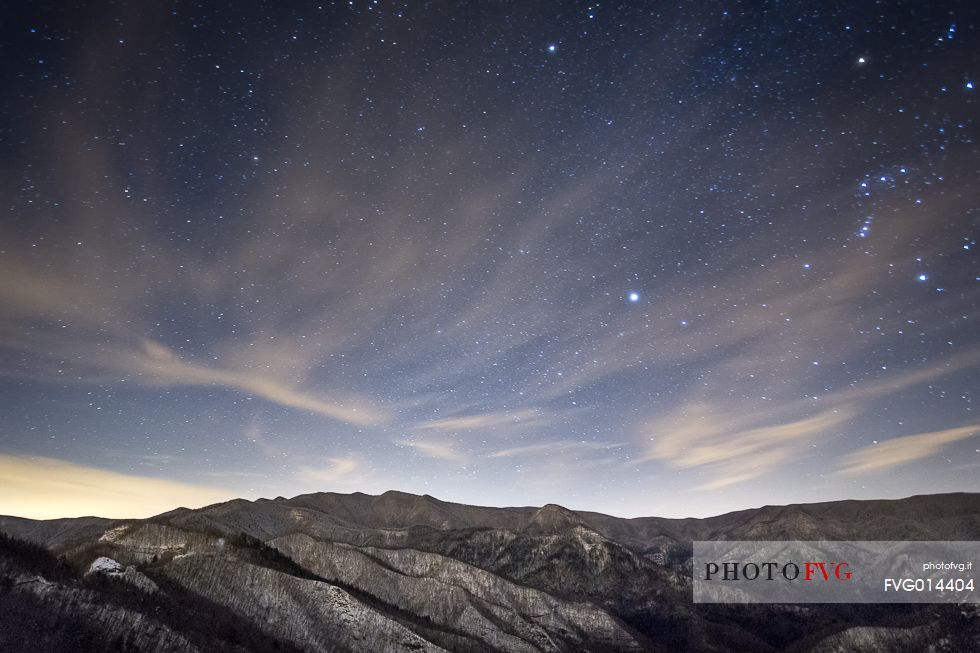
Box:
(642, 403, 856, 489)
(129, 339, 384, 425)
(839, 423, 980, 476)
(299, 457, 363, 484)
(414, 409, 544, 432)
(489, 440, 624, 458)
(396, 439, 467, 462)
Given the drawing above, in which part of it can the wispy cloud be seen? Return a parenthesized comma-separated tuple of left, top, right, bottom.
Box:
(396, 439, 467, 462)
(489, 440, 624, 458)
(241, 418, 288, 459)
(630, 339, 980, 491)
(0, 454, 235, 519)
(828, 347, 980, 405)
(128, 339, 384, 425)
(642, 402, 856, 489)
(414, 408, 544, 432)
(0, 244, 387, 427)
(299, 456, 362, 484)
(839, 423, 980, 476)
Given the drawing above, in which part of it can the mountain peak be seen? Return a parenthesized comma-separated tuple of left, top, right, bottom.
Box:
(525, 502, 589, 534)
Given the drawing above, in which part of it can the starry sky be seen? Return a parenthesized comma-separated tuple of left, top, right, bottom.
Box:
(0, 1, 978, 520)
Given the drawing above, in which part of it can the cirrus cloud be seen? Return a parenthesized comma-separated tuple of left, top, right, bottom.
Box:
(839, 423, 980, 476)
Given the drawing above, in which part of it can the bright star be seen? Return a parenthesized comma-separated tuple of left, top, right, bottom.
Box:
(627, 292, 639, 303)
(547, 44, 557, 53)
(917, 273, 928, 282)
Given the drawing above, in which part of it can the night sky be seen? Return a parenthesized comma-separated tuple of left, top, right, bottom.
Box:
(1, 1, 978, 519)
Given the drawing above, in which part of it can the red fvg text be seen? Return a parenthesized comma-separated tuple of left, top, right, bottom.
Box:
(703, 561, 853, 581)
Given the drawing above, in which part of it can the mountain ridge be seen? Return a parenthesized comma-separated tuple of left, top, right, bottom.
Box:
(2, 491, 978, 652)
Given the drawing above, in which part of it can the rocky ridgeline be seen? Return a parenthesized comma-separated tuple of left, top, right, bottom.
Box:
(1, 491, 979, 652)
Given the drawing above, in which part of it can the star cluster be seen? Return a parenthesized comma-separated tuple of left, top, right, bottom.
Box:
(0, 0, 977, 518)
